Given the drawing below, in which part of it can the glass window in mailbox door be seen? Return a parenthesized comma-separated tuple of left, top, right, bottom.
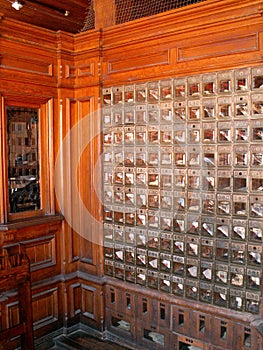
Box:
(7, 106, 40, 213)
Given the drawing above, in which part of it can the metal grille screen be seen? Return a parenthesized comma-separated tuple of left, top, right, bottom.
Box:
(115, 0, 207, 24)
(81, 0, 207, 31)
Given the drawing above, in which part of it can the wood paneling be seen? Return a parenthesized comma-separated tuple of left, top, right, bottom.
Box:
(67, 278, 104, 330)
(81, 284, 96, 318)
(107, 50, 169, 74)
(177, 34, 258, 61)
(105, 279, 263, 350)
(69, 282, 81, 317)
(0, 7, 103, 344)
(0, 245, 34, 349)
(101, 0, 263, 85)
(25, 235, 56, 271)
(32, 288, 59, 329)
(0, 54, 53, 76)
(6, 302, 20, 329)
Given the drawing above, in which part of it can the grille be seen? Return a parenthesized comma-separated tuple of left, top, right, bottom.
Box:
(81, 0, 207, 31)
(116, 0, 207, 24)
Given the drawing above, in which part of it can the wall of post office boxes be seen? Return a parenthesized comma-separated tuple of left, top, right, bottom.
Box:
(102, 66, 263, 317)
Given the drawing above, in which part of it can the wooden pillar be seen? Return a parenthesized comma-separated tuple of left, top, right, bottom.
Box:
(19, 278, 34, 350)
(93, 0, 116, 29)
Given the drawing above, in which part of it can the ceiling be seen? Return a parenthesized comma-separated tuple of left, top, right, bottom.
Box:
(0, 0, 91, 33)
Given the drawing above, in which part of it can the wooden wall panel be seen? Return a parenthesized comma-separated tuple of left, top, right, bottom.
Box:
(101, 0, 263, 85)
(78, 63, 95, 78)
(54, 32, 103, 287)
(0, 20, 58, 91)
(54, 28, 102, 279)
(78, 97, 93, 263)
(0, 54, 53, 76)
(65, 59, 99, 83)
(177, 34, 258, 62)
(101, 0, 262, 48)
(74, 31, 101, 58)
(79, 280, 104, 330)
(32, 287, 59, 330)
(6, 302, 19, 329)
(0, 16, 59, 49)
(75, 95, 102, 273)
(65, 62, 95, 80)
(62, 96, 95, 265)
(0, 299, 23, 349)
(25, 235, 56, 271)
(56, 29, 102, 273)
(59, 98, 80, 265)
(81, 284, 96, 319)
(56, 32, 75, 93)
(73, 31, 101, 89)
(0, 95, 8, 224)
(29, 281, 64, 340)
(0, 219, 62, 283)
(0, 14, 104, 343)
(67, 278, 104, 331)
(69, 282, 82, 318)
(107, 50, 169, 74)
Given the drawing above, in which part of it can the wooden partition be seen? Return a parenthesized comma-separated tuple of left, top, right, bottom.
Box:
(0, 14, 104, 348)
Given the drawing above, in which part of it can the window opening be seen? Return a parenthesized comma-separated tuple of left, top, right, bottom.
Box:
(7, 106, 40, 214)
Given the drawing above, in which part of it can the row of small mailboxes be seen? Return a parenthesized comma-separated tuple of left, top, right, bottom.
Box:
(104, 261, 260, 314)
(104, 242, 262, 267)
(103, 146, 263, 168)
(103, 121, 263, 145)
(105, 257, 262, 286)
(105, 177, 263, 191)
(104, 200, 263, 227)
(103, 119, 263, 142)
(102, 67, 263, 105)
(104, 221, 262, 242)
(102, 99, 263, 126)
(105, 190, 263, 209)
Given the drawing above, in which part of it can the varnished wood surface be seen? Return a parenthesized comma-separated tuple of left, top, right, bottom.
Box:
(0, 246, 34, 349)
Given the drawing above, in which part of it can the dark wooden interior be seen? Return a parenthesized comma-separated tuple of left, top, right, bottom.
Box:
(0, 0, 89, 33)
(0, 0, 263, 349)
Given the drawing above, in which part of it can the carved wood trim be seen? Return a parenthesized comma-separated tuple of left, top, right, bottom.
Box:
(107, 50, 169, 74)
(177, 34, 258, 61)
